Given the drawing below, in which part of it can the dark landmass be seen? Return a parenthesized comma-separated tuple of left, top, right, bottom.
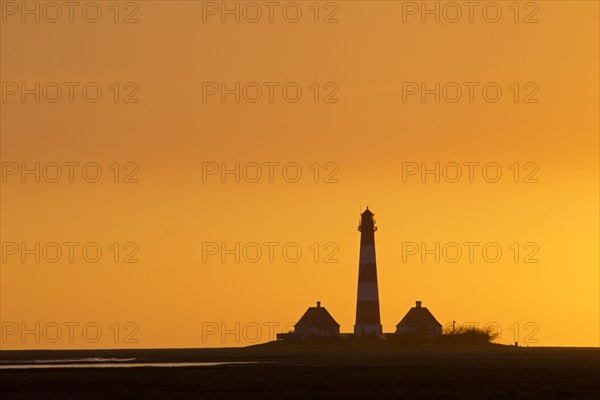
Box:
(0, 339, 504, 364)
(1, 342, 599, 399)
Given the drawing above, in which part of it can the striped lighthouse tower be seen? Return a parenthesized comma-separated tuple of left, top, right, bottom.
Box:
(354, 207, 383, 338)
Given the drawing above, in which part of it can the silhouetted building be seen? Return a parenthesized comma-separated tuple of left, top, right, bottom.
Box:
(395, 301, 442, 342)
(277, 301, 340, 341)
(354, 207, 383, 338)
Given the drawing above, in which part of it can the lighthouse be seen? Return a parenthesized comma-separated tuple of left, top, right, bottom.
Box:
(354, 207, 383, 338)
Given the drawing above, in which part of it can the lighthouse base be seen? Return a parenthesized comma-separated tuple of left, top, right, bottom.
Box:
(354, 324, 383, 338)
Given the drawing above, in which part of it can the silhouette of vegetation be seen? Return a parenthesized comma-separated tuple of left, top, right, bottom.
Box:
(442, 325, 500, 345)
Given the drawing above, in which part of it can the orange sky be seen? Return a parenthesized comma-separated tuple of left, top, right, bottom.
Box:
(1, 1, 598, 349)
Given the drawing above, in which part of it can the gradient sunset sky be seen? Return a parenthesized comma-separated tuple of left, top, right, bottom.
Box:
(1, 1, 598, 349)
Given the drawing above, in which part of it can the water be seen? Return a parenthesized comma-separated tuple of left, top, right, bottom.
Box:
(8, 358, 137, 364)
(0, 359, 257, 370)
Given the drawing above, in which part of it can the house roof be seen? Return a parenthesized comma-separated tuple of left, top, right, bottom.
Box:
(396, 302, 442, 328)
(295, 303, 340, 328)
